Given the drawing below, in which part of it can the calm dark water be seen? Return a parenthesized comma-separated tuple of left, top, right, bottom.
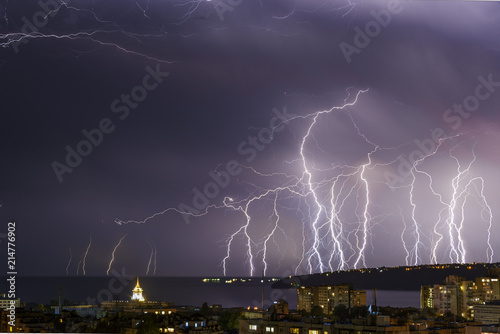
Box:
(7, 276, 420, 308)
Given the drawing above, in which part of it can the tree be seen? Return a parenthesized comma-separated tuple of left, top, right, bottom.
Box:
(137, 316, 160, 334)
(202, 302, 209, 316)
(333, 304, 349, 322)
(311, 305, 324, 317)
(93, 316, 120, 333)
(420, 307, 437, 319)
(351, 306, 368, 318)
(218, 311, 241, 331)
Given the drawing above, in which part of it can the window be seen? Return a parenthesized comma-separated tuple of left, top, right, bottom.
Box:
(290, 328, 300, 334)
(266, 327, 275, 332)
(309, 330, 319, 334)
(250, 325, 258, 331)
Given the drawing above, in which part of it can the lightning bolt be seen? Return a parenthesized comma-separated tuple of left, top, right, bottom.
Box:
(405, 136, 495, 265)
(408, 166, 423, 265)
(5, 0, 496, 278)
(107, 235, 127, 276)
(76, 254, 83, 275)
(261, 192, 288, 276)
(146, 238, 158, 275)
(398, 208, 411, 266)
(82, 235, 92, 276)
(476, 179, 494, 263)
(114, 89, 496, 276)
(272, 0, 358, 20)
(1, 1, 176, 64)
(66, 247, 72, 276)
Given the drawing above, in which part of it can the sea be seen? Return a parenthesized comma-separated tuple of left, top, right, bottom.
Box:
(8, 276, 420, 309)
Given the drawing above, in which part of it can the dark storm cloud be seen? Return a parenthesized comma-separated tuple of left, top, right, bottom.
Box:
(1, 0, 499, 276)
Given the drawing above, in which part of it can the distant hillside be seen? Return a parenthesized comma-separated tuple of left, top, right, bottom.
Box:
(272, 263, 500, 291)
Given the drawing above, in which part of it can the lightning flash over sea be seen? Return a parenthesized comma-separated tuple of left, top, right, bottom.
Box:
(115, 87, 496, 276)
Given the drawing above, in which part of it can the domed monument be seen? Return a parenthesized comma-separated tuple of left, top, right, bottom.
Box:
(131, 277, 145, 302)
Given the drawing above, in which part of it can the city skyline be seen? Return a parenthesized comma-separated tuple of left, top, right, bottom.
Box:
(1, 0, 500, 277)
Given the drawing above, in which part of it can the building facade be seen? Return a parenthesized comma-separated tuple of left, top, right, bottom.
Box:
(421, 275, 500, 319)
(472, 303, 500, 325)
(476, 277, 500, 303)
(297, 285, 366, 314)
(0, 297, 20, 310)
(239, 318, 475, 334)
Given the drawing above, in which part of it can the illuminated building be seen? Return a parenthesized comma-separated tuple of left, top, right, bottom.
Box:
(421, 275, 482, 318)
(0, 297, 20, 310)
(132, 277, 145, 302)
(331, 284, 366, 309)
(297, 287, 313, 313)
(420, 285, 434, 309)
(476, 277, 500, 303)
(241, 318, 409, 334)
(297, 284, 366, 314)
(472, 302, 500, 325)
(273, 299, 289, 314)
(432, 283, 465, 316)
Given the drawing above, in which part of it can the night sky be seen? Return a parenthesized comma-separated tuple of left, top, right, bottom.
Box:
(1, 0, 500, 277)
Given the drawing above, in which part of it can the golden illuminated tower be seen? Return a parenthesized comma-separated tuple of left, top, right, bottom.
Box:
(131, 277, 145, 302)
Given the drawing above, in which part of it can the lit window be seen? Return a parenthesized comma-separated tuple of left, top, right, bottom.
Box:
(266, 327, 275, 332)
(250, 325, 258, 331)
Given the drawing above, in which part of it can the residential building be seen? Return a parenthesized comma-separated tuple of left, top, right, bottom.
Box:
(0, 297, 20, 310)
(421, 275, 478, 317)
(273, 300, 289, 314)
(421, 286, 434, 309)
(472, 303, 500, 325)
(239, 317, 477, 334)
(476, 277, 500, 303)
(297, 285, 366, 314)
